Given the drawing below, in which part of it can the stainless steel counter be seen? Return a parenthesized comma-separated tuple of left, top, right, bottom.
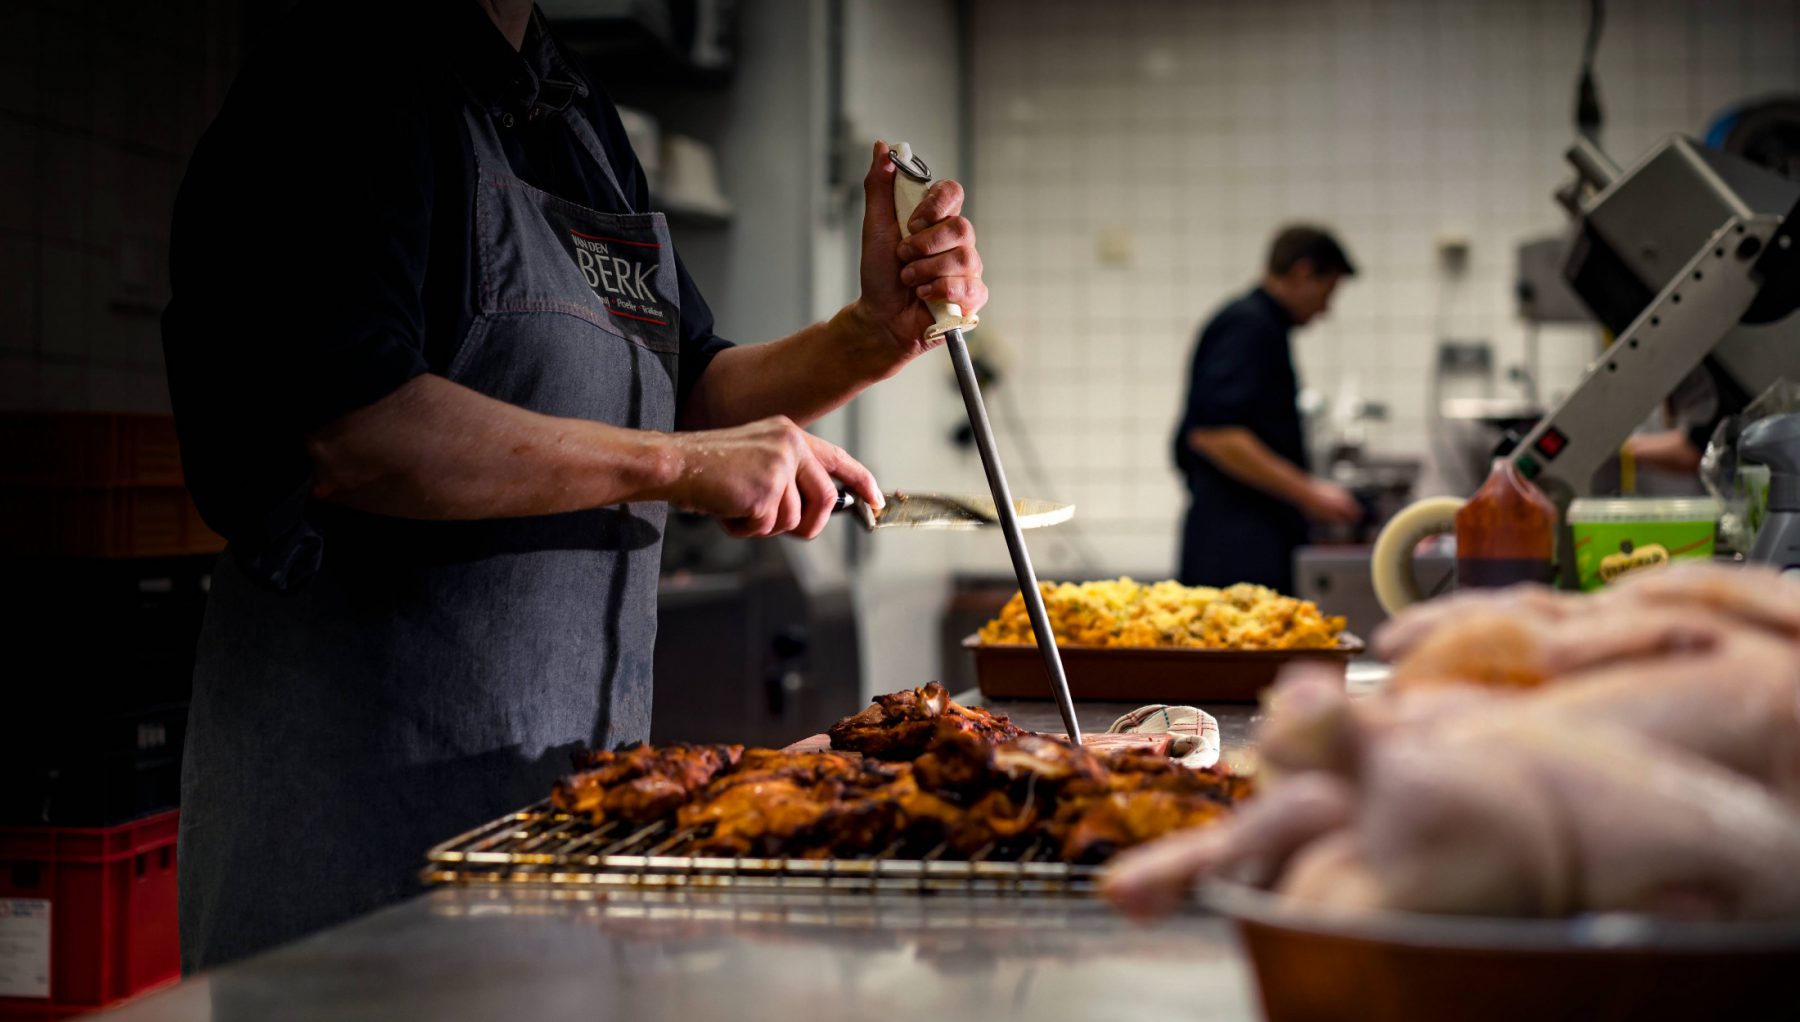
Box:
(95, 887, 1260, 1021)
(97, 672, 1396, 1021)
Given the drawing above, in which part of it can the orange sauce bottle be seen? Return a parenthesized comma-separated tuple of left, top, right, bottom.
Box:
(1455, 458, 1557, 589)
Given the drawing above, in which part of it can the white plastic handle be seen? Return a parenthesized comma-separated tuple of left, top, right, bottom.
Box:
(1370, 496, 1464, 615)
(889, 141, 978, 340)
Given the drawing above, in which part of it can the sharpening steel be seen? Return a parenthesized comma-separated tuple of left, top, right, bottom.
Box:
(888, 141, 1083, 745)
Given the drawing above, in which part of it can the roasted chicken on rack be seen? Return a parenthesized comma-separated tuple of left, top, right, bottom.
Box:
(552, 743, 744, 825)
(827, 681, 1028, 760)
(551, 687, 1250, 863)
(677, 750, 905, 857)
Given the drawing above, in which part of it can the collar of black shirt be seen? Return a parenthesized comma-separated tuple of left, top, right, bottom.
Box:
(1251, 285, 1298, 329)
(453, 3, 590, 122)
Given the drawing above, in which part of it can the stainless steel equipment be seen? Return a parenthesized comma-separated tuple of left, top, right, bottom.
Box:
(1520, 135, 1799, 503)
(1743, 412, 1800, 570)
(888, 142, 1082, 745)
(1295, 544, 1453, 641)
(423, 801, 1099, 896)
(1508, 135, 1800, 576)
(654, 528, 861, 747)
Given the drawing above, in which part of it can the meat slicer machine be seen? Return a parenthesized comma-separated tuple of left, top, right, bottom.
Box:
(1510, 134, 1800, 577)
(1371, 134, 1800, 609)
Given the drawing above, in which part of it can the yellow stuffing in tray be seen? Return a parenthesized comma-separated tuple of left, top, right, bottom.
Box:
(979, 578, 1345, 651)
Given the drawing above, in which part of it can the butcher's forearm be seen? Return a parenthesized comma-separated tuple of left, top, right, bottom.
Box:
(681, 302, 905, 430)
(1188, 427, 1311, 505)
(305, 374, 679, 518)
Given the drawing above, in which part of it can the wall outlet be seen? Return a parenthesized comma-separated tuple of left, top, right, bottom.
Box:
(1437, 234, 1472, 273)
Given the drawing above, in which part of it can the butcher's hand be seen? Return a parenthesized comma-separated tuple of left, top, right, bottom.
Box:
(851, 141, 988, 362)
(656, 417, 881, 540)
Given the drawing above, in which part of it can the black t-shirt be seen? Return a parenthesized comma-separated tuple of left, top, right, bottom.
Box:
(1172, 287, 1309, 541)
(163, 1, 731, 573)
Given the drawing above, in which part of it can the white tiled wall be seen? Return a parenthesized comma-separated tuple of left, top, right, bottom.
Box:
(960, 0, 1800, 579)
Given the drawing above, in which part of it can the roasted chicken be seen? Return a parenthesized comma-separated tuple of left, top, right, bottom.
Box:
(552, 743, 744, 825)
(828, 681, 1028, 760)
(551, 687, 1248, 864)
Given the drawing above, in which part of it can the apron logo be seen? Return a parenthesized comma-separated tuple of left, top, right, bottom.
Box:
(566, 230, 668, 326)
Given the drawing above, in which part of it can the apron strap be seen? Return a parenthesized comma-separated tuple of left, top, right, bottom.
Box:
(452, 21, 638, 215)
(456, 97, 636, 214)
(527, 8, 637, 211)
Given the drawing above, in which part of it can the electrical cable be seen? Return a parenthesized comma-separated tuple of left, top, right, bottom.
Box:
(1576, 0, 1605, 141)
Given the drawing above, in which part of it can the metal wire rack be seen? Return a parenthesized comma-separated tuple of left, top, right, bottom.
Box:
(424, 801, 1101, 896)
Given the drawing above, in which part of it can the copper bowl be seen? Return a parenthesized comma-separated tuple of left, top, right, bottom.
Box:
(1201, 879, 1800, 1022)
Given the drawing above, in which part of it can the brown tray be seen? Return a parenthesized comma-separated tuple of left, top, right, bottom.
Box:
(965, 632, 1364, 703)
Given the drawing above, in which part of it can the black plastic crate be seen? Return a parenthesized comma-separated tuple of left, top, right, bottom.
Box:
(2, 701, 188, 826)
(0, 556, 212, 690)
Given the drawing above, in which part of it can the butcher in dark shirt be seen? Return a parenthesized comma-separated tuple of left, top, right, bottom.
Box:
(1173, 226, 1360, 594)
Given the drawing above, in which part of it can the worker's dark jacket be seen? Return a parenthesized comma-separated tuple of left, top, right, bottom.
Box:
(1173, 287, 1309, 593)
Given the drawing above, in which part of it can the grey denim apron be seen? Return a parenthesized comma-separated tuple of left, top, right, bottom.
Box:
(177, 92, 681, 971)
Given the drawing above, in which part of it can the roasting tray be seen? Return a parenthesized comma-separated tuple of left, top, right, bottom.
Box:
(966, 633, 1365, 703)
(423, 801, 1100, 896)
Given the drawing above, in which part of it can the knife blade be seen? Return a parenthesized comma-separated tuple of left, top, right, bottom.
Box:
(832, 489, 1075, 531)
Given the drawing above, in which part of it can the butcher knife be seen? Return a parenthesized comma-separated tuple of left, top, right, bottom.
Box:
(831, 489, 1074, 531)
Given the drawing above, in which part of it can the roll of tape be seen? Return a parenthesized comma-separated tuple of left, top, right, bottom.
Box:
(1371, 496, 1464, 615)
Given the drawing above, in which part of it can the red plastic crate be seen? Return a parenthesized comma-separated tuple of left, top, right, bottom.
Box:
(0, 812, 180, 1020)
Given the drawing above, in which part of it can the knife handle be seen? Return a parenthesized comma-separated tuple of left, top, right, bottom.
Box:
(889, 141, 978, 341)
(833, 487, 879, 530)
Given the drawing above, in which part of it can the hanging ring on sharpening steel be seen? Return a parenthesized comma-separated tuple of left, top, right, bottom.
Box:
(889, 149, 931, 182)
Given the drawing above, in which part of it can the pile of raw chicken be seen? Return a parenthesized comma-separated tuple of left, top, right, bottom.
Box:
(553, 682, 1251, 864)
(1106, 563, 1800, 921)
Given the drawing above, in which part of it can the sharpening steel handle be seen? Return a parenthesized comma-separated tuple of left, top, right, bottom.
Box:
(890, 141, 979, 341)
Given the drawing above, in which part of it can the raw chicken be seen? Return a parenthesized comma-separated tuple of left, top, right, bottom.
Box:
(1271, 614, 1800, 798)
(1104, 566, 1800, 923)
(1374, 562, 1800, 671)
(1109, 713, 1800, 920)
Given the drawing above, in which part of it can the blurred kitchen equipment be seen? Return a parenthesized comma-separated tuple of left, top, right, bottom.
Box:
(1312, 381, 1421, 545)
(1295, 545, 1453, 641)
(1318, 452, 1421, 546)
(1742, 411, 1800, 570)
(613, 105, 661, 192)
(889, 141, 1080, 745)
(1566, 496, 1722, 590)
(1705, 93, 1800, 183)
(1525, 134, 1799, 505)
(659, 133, 731, 215)
(1383, 132, 1798, 598)
(1427, 339, 1545, 502)
(832, 489, 1074, 532)
(653, 531, 860, 747)
(1205, 877, 1800, 1022)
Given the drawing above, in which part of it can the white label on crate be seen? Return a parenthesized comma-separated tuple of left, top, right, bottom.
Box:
(0, 899, 52, 998)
